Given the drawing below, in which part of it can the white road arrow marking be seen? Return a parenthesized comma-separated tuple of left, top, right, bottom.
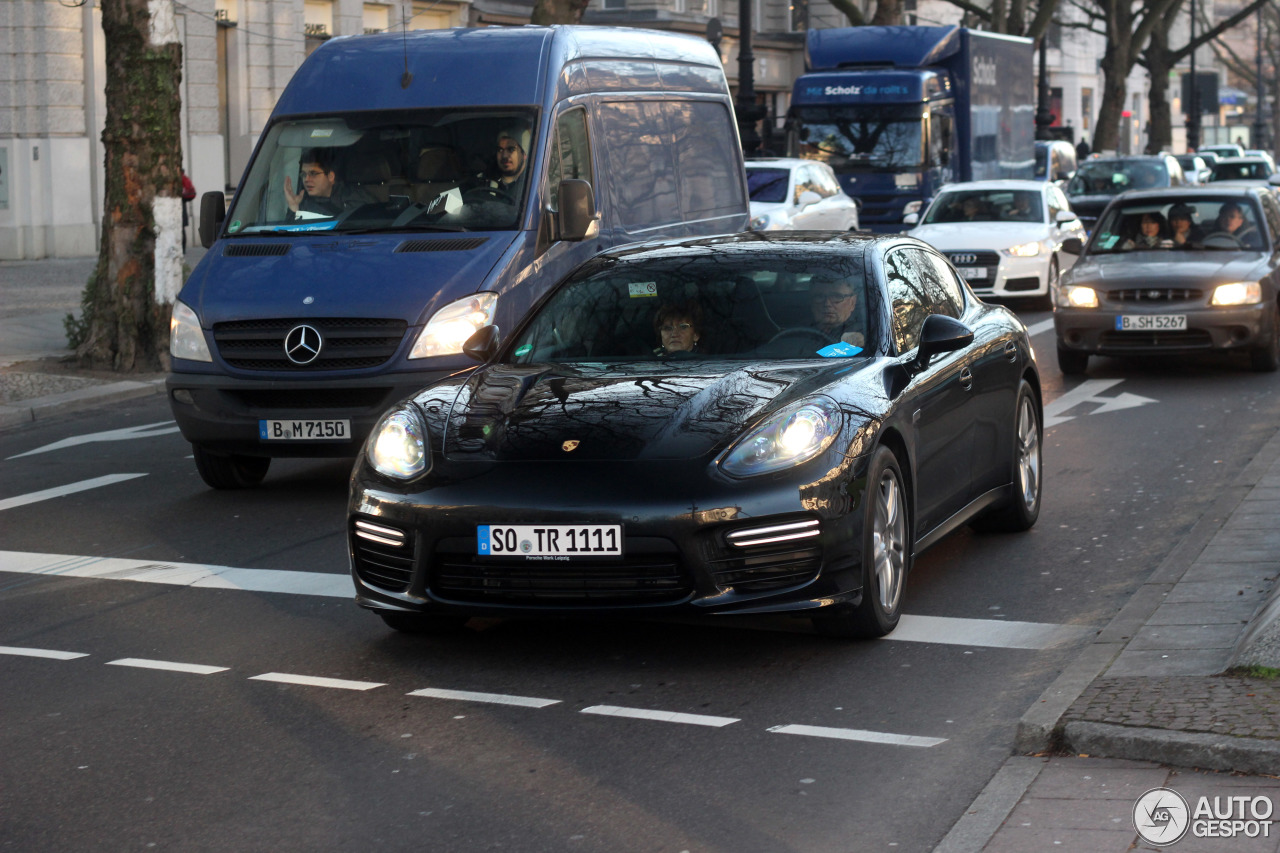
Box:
(1043, 379, 1157, 428)
(0, 474, 147, 512)
(7, 421, 181, 460)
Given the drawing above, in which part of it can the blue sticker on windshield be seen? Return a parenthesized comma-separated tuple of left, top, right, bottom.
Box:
(817, 342, 863, 358)
(514, 344, 532, 357)
(274, 221, 338, 232)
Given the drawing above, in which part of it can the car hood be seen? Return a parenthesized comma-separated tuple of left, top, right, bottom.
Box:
(907, 222, 1048, 250)
(180, 233, 516, 326)
(440, 360, 868, 462)
(1064, 252, 1270, 290)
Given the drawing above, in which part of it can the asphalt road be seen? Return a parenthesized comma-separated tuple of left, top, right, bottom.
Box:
(2, 314, 1278, 852)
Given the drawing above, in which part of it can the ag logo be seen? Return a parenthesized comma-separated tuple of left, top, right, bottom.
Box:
(1134, 787, 1190, 846)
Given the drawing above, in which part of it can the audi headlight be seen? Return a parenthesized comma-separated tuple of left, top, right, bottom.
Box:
(1210, 281, 1262, 306)
(719, 398, 841, 478)
(410, 292, 497, 359)
(1058, 284, 1099, 309)
(1002, 242, 1041, 257)
(367, 405, 430, 480)
(169, 299, 212, 362)
(749, 213, 774, 231)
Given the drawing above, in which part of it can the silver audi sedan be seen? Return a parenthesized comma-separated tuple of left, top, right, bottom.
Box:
(1053, 187, 1280, 374)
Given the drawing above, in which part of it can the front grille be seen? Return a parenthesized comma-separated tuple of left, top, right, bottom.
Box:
(212, 317, 407, 371)
(708, 544, 822, 592)
(224, 387, 392, 411)
(1004, 276, 1041, 292)
(856, 194, 912, 224)
(352, 519, 415, 593)
(945, 251, 1001, 268)
(1108, 288, 1204, 303)
(431, 538, 691, 605)
(1099, 329, 1214, 349)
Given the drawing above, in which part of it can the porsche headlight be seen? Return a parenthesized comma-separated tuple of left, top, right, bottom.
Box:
(1059, 284, 1099, 309)
(720, 398, 841, 477)
(367, 405, 429, 480)
(409, 292, 497, 359)
(169, 299, 212, 362)
(1002, 242, 1041, 257)
(1210, 281, 1262, 306)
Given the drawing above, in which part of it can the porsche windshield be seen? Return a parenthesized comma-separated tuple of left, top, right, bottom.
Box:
(226, 109, 536, 235)
(510, 250, 874, 363)
(1088, 197, 1269, 253)
(794, 105, 924, 171)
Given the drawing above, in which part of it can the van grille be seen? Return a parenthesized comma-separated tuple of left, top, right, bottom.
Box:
(212, 318, 407, 371)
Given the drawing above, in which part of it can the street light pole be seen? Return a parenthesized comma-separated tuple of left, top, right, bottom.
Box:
(1254, 6, 1267, 149)
(1035, 35, 1054, 141)
(736, 0, 764, 156)
(1188, 0, 1201, 151)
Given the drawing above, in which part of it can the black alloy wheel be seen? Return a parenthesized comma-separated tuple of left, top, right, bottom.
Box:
(973, 380, 1043, 533)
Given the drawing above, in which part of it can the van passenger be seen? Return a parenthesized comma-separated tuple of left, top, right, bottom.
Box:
(283, 148, 371, 218)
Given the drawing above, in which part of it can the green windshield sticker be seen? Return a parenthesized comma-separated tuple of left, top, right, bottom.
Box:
(515, 344, 532, 357)
(1099, 234, 1119, 249)
(228, 220, 242, 233)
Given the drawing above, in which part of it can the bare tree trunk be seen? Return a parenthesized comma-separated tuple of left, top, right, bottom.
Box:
(1144, 17, 1176, 152)
(530, 0, 592, 25)
(78, 0, 183, 372)
(871, 0, 903, 26)
(1093, 33, 1134, 152)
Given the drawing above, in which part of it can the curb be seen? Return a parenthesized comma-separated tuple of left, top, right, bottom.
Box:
(0, 378, 166, 429)
(1062, 720, 1280, 776)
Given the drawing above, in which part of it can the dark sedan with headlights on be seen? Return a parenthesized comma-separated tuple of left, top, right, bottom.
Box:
(348, 232, 1043, 639)
(1053, 187, 1280, 375)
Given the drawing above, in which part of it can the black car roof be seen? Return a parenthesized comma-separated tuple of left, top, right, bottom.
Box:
(1110, 186, 1265, 202)
(596, 230, 885, 262)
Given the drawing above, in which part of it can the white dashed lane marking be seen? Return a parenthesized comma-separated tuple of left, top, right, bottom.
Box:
(249, 672, 386, 691)
(106, 658, 229, 675)
(0, 645, 88, 660)
(580, 705, 740, 728)
(408, 687, 561, 708)
(1025, 318, 1055, 337)
(0, 475, 148, 512)
(769, 724, 947, 747)
(0, 551, 1088, 652)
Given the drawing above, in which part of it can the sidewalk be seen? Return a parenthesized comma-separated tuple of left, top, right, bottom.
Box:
(0, 249, 206, 427)
(938, 425, 1280, 852)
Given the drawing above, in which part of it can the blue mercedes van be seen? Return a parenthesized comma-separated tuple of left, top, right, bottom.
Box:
(168, 26, 748, 488)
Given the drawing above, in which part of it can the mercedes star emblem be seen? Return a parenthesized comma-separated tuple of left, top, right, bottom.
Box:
(284, 324, 323, 365)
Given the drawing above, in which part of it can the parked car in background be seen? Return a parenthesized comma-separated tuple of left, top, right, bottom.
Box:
(348, 232, 1043, 639)
(1035, 140, 1078, 186)
(1065, 154, 1185, 232)
(1175, 154, 1212, 185)
(1199, 143, 1245, 159)
(1243, 150, 1277, 172)
(1053, 186, 1280, 374)
(906, 179, 1084, 308)
(1209, 157, 1277, 183)
(746, 158, 860, 232)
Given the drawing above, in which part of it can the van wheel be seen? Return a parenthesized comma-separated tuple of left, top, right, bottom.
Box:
(813, 446, 910, 639)
(193, 445, 270, 489)
(1057, 347, 1088, 375)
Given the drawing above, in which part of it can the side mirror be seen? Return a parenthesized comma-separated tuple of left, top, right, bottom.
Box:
(903, 213, 919, 225)
(199, 191, 226, 248)
(462, 324, 501, 363)
(916, 314, 974, 364)
(557, 180, 599, 242)
(1055, 210, 1078, 223)
(797, 190, 822, 209)
(1269, 174, 1280, 187)
(1061, 237, 1085, 255)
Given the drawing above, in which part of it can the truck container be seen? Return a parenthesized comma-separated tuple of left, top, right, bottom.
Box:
(789, 25, 1035, 232)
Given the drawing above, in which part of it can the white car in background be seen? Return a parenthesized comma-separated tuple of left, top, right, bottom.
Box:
(906, 180, 1085, 309)
(745, 158, 860, 232)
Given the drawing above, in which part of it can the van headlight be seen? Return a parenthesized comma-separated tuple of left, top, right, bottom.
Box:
(1210, 281, 1262, 306)
(169, 299, 212, 362)
(367, 405, 430, 480)
(409, 293, 497, 359)
(719, 397, 841, 477)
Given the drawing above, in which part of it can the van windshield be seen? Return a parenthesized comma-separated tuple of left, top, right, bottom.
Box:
(226, 109, 537, 235)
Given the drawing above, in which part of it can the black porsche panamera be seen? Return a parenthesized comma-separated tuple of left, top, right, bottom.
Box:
(347, 232, 1043, 638)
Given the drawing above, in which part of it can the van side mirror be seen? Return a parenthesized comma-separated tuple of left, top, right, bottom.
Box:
(199, 191, 226, 248)
(915, 314, 973, 365)
(462, 324, 501, 363)
(558, 180, 599, 242)
(1061, 237, 1085, 255)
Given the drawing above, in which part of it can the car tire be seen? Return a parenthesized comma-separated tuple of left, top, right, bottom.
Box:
(378, 610, 470, 634)
(1030, 257, 1058, 312)
(1057, 346, 1089, 375)
(1249, 303, 1280, 373)
(813, 446, 910, 639)
(193, 445, 270, 489)
(972, 380, 1042, 533)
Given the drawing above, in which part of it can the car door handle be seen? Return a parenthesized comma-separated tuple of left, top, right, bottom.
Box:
(959, 366, 974, 390)
(1004, 341, 1018, 362)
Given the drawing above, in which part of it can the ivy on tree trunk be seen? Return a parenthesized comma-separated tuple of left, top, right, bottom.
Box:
(78, 0, 184, 372)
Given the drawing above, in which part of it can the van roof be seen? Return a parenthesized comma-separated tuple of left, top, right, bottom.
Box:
(274, 26, 724, 115)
